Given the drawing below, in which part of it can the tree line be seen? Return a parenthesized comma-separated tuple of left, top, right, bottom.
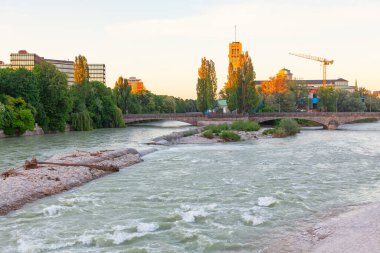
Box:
(196, 57, 380, 113)
(0, 55, 197, 136)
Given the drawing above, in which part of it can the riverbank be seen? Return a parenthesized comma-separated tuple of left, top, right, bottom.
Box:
(266, 202, 380, 252)
(0, 148, 157, 216)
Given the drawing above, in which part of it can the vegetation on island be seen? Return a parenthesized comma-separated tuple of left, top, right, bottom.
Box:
(220, 131, 241, 142)
(263, 119, 300, 138)
(201, 120, 261, 141)
(231, 120, 261, 131)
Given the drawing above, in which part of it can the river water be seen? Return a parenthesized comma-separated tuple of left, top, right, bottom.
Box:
(0, 121, 380, 252)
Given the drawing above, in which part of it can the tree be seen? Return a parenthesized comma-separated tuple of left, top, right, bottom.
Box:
(69, 81, 125, 130)
(74, 55, 89, 84)
(317, 87, 338, 112)
(224, 62, 238, 111)
(113, 76, 131, 114)
(2, 96, 35, 135)
(0, 102, 5, 129)
(0, 68, 42, 119)
(196, 57, 217, 113)
(236, 52, 258, 113)
(261, 71, 288, 96)
(225, 52, 258, 113)
(33, 62, 72, 132)
(266, 90, 296, 112)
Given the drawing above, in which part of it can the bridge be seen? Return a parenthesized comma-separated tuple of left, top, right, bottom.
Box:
(124, 112, 380, 130)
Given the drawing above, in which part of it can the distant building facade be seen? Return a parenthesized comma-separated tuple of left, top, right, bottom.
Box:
(45, 59, 75, 85)
(1, 50, 106, 85)
(10, 50, 44, 71)
(127, 77, 145, 94)
(0, 61, 10, 69)
(88, 64, 106, 84)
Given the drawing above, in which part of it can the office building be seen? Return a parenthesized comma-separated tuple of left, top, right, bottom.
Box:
(89, 64, 106, 84)
(10, 50, 44, 71)
(45, 59, 75, 85)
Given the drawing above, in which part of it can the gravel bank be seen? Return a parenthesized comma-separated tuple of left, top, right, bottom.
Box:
(265, 202, 380, 252)
(0, 148, 146, 216)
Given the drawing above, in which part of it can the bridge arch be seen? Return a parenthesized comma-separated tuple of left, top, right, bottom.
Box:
(251, 117, 327, 129)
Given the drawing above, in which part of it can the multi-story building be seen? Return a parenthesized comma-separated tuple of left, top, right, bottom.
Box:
(3, 50, 106, 85)
(88, 64, 106, 84)
(10, 50, 44, 71)
(45, 59, 75, 85)
(0, 61, 11, 69)
(127, 76, 145, 94)
(228, 41, 243, 71)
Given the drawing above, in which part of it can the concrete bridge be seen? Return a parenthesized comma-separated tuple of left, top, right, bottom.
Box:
(124, 112, 380, 130)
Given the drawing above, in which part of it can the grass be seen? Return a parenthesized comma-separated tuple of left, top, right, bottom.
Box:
(204, 124, 229, 134)
(202, 130, 214, 139)
(220, 131, 241, 142)
(231, 120, 261, 131)
(262, 128, 275, 135)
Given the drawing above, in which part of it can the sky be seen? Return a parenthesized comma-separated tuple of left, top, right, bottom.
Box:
(1, 0, 379, 99)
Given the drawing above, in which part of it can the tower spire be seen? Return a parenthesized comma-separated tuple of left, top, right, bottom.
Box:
(235, 25, 237, 42)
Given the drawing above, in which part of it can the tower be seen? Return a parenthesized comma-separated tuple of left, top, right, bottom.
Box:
(228, 26, 242, 71)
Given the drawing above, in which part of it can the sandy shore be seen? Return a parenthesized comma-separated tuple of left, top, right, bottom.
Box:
(266, 202, 380, 252)
(0, 148, 148, 216)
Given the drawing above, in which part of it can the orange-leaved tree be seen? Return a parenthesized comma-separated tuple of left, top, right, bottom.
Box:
(261, 71, 288, 96)
(74, 55, 89, 85)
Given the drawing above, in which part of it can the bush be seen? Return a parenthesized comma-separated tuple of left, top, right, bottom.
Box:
(204, 124, 229, 134)
(231, 120, 260, 131)
(202, 130, 214, 139)
(278, 118, 300, 136)
(220, 131, 240, 142)
(262, 128, 275, 135)
(271, 119, 300, 138)
(272, 127, 288, 138)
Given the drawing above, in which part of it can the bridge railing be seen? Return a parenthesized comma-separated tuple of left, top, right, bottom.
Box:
(124, 112, 204, 118)
(250, 112, 380, 117)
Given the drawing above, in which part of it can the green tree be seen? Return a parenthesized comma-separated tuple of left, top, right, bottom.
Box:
(33, 62, 72, 132)
(2, 96, 35, 135)
(196, 57, 217, 113)
(70, 81, 125, 130)
(113, 76, 131, 114)
(0, 102, 5, 129)
(317, 87, 338, 112)
(0, 68, 42, 120)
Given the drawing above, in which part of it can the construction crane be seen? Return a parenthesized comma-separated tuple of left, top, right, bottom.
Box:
(289, 52, 334, 88)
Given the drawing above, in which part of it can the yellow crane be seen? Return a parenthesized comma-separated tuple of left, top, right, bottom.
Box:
(289, 52, 334, 88)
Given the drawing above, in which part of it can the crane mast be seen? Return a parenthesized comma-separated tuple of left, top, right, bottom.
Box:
(289, 52, 334, 88)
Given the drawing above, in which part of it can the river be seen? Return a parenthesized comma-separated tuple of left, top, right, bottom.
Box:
(0, 121, 380, 252)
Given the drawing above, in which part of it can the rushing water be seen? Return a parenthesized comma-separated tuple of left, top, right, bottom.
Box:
(0, 121, 380, 252)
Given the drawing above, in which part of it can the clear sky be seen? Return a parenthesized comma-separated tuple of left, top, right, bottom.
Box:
(1, 0, 379, 98)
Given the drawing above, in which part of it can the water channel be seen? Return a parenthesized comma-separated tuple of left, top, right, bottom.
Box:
(0, 121, 379, 252)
